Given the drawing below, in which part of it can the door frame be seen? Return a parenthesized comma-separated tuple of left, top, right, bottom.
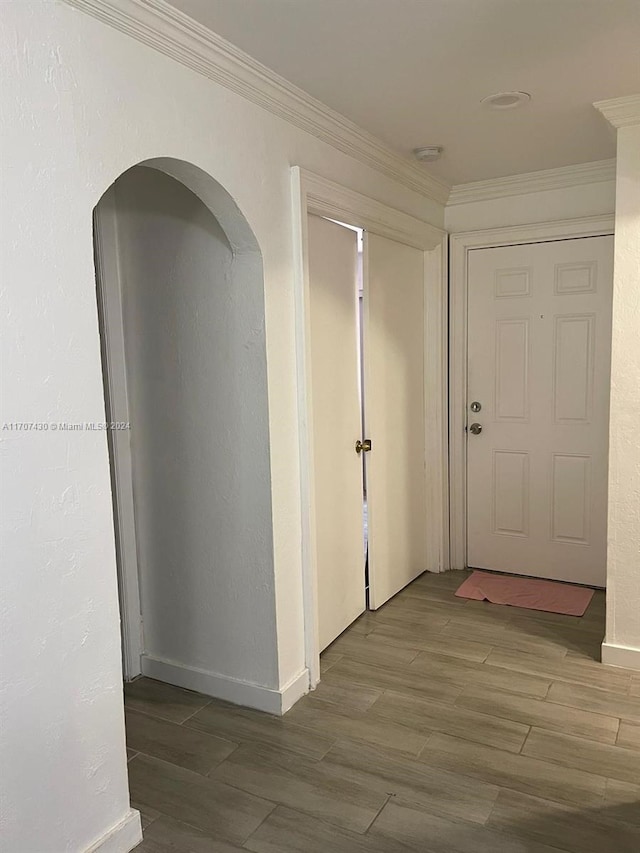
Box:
(449, 214, 616, 571)
(292, 167, 449, 686)
(93, 187, 144, 680)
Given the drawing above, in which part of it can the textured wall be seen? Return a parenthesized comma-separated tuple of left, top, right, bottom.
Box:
(605, 123, 640, 655)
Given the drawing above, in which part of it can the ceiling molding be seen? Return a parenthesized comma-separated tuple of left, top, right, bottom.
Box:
(594, 94, 640, 128)
(62, 0, 451, 206)
(447, 159, 616, 206)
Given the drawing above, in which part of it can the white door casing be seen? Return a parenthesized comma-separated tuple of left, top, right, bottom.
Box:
(292, 167, 448, 686)
(466, 235, 614, 586)
(365, 232, 428, 608)
(307, 215, 366, 650)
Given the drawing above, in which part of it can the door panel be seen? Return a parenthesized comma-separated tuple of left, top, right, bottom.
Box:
(467, 236, 613, 586)
(364, 232, 427, 608)
(308, 215, 365, 650)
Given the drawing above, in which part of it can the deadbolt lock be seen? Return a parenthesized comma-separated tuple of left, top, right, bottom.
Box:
(470, 401, 482, 413)
(355, 439, 372, 454)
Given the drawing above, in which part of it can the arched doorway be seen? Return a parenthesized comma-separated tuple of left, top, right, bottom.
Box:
(93, 160, 278, 704)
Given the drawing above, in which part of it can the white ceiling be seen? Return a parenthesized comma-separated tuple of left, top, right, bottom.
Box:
(168, 0, 639, 186)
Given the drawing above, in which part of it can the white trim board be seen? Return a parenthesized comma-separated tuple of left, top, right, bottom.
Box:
(601, 642, 640, 672)
(141, 655, 310, 715)
(84, 810, 142, 853)
(62, 0, 450, 205)
(448, 159, 616, 206)
(449, 214, 615, 571)
(424, 235, 450, 577)
(302, 170, 445, 251)
(293, 167, 449, 687)
(93, 190, 144, 680)
(594, 95, 640, 128)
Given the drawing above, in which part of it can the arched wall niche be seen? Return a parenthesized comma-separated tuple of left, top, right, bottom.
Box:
(94, 157, 281, 711)
(137, 157, 261, 255)
(94, 155, 263, 253)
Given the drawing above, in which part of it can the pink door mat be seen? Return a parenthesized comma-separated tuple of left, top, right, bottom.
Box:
(455, 571, 594, 616)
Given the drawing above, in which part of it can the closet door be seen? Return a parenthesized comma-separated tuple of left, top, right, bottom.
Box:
(364, 232, 427, 608)
(308, 215, 365, 650)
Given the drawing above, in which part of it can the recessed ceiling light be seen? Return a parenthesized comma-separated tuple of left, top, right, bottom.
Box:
(413, 146, 443, 162)
(481, 91, 531, 110)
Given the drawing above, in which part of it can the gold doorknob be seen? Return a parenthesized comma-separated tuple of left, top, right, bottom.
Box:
(355, 439, 372, 454)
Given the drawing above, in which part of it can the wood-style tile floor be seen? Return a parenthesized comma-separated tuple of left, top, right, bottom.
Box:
(126, 570, 640, 852)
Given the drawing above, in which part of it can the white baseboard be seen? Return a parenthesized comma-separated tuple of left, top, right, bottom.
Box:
(141, 654, 309, 715)
(601, 641, 640, 671)
(84, 809, 142, 853)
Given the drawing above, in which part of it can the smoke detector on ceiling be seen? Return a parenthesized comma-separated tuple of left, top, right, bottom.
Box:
(481, 91, 531, 110)
(413, 146, 443, 162)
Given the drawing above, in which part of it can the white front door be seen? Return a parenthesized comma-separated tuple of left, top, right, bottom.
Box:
(467, 235, 614, 587)
(307, 215, 366, 650)
(364, 232, 428, 608)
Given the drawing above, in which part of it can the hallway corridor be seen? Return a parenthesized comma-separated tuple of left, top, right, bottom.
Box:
(126, 571, 640, 852)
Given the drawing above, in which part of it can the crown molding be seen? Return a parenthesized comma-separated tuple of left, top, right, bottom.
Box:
(594, 94, 640, 128)
(447, 159, 616, 206)
(62, 0, 450, 206)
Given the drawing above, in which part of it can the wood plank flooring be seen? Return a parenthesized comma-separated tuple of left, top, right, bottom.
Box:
(126, 570, 640, 852)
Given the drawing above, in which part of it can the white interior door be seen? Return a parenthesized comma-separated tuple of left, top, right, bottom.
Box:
(467, 235, 614, 587)
(308, 215, 365, 650)
(364, 232, 427, 608)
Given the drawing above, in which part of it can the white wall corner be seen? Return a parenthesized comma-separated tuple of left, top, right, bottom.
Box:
(279, 667, 310, 714)
(84, 810, 142, 853)
(61, 0, 450, 205)
(594, 94, 640, 128)
(601, 642, 640, 672)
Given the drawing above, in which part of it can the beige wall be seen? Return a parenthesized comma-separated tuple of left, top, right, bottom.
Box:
(603, 121, 640, 668)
